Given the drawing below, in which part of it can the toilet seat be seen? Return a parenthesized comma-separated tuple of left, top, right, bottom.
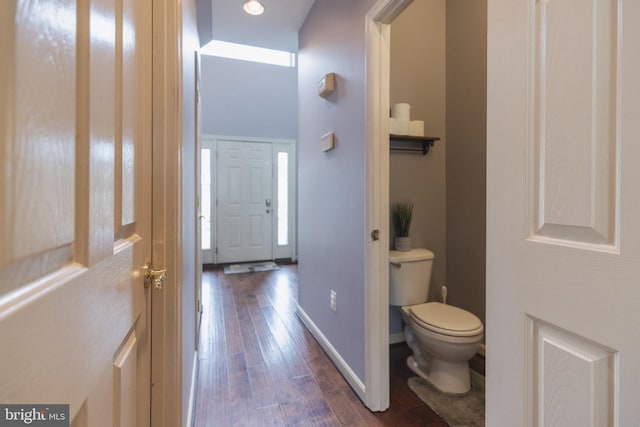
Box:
(409, 302, 483, 337)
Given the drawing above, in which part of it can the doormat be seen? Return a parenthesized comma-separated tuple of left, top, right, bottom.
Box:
(408, 370, 485, 427)
(223, 261, 279, 275)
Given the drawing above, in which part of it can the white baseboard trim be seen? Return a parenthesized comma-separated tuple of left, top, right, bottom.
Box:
(296, 305, 366, 401)
(186, 352, 198, 427)
(389, 332, 405, 345)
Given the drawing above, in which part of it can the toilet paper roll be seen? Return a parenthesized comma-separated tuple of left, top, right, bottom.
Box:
(390, 118, 409, 135)
(395, 119, 410, 135)
(409, 120, 425, 137)
(391, 103, 411, 121)
(389, 117, 398, 134)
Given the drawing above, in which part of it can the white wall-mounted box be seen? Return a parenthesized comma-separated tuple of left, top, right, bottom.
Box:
(318, 73, 335, 98)
(321, 132, 335, 152)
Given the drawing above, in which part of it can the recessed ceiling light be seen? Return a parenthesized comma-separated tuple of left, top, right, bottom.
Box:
(243, 0, 265, 16)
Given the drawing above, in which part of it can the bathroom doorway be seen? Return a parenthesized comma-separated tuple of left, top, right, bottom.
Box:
(386, 1, 487, 349)
(364, 0, 487, 410)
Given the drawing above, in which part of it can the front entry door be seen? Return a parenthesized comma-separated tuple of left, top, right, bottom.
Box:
(487, 0, 640, 424)
(217, 140, 273, 263)
(0, 0, 152, 425)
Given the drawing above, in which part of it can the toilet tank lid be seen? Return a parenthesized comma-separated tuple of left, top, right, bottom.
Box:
(389, 248, 434, 263)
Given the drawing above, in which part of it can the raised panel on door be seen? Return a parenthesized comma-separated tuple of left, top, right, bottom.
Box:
(532, 0, 617, 247)
(0, 0, 152, 425)
(0, 0, 77, 295)
(529, 318, 615, 426)
(487, 0, 640, 424)
(217, 140, 273, 263)
(114, 331, 139, 427)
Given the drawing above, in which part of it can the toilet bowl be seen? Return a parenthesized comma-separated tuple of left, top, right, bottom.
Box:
(401, 302, 483, 394)
(389, 249, 484, 394)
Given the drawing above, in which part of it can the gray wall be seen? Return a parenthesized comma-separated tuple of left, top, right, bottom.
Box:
(445, 0, 487, 327)
(388, 0, 447, 336)
(195, 0, 212, 47)
(298, 0, 375, 382)
(297, 0, 487, 386)
(200, 55, 298, 140)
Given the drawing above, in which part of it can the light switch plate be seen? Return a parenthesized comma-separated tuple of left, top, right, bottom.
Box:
(321, 132, 335, 152)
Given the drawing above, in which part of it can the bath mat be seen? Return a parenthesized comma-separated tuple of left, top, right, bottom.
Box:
(408, 370, 485, 427)
(223, 261, 279, 275)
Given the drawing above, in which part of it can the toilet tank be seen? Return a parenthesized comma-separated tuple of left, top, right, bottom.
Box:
(389, 248, 434, 306)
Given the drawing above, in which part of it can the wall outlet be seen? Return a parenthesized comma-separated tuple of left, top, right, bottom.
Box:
(330, 290, 337, 312)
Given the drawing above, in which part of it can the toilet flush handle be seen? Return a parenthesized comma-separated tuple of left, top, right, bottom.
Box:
(390, 262, 402, 269)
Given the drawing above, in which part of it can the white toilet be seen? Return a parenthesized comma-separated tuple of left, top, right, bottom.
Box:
(389, 248, 483, 394)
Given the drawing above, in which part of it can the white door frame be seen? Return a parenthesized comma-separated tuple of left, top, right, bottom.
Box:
(203, 134, 297, 265)
(194, 50, 204, 349)
(364, 0, 414, 412)
(151, 0, 185, 425)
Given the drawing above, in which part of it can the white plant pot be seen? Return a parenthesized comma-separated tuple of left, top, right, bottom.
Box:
(395, 237, 411, 251)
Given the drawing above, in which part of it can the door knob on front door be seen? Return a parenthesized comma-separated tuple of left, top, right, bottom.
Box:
(266, 208, 273, 214)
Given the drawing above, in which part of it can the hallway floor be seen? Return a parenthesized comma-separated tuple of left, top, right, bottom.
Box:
(194, 264, 448, 426)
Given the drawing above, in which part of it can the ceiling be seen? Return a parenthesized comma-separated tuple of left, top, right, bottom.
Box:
(210, 0, 316, 52)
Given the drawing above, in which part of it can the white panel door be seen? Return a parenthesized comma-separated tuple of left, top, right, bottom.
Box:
(217, 140, 273, 263)
(487, 0, 640, 425)
(0, 0, 152, 425)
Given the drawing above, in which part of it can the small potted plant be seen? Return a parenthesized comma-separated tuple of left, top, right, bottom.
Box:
(391, 201, 413, 251)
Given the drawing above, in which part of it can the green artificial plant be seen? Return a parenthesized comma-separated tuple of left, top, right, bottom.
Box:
(391, 201, 414, 237)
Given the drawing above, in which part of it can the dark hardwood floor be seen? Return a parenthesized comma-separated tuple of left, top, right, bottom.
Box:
(194, 264, 449, 426)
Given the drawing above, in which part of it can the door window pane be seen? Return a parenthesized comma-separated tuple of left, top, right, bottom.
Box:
(277, 152, 289, 246)
(201, 148, 211, 250)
